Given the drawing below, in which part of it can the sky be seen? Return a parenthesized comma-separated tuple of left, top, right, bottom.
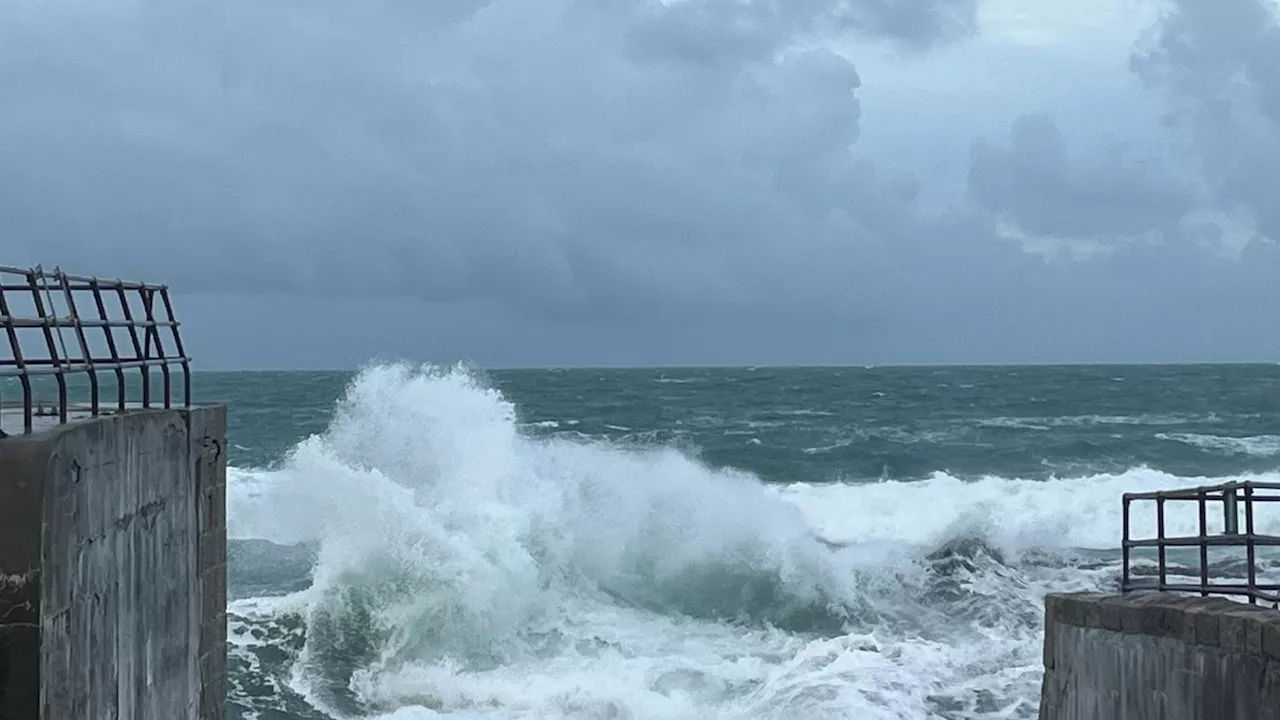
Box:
(2, 0, 1278, 369)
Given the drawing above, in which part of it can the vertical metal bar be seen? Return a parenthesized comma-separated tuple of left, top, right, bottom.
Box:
(1224, 484, 1239, 535)
(1157, 496, 1167, 590)
(40, 271, 72, 366)
(1121, 495, 1131, 591)
(1198, 490, 1209, 596)
(158, 287, 190, 407)
(26, 268, 68, 423)
(56, 268, 98, 416)
(0, 278, 33, 433)
(1245, 483, 1258, 605)
(39, 269, 74, 418)
(89, 279, 127, 412)
(115, 285, 149, 408)
(140, 288, 171, 408)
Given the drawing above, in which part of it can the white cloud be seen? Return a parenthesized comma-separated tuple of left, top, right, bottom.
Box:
(978, 0, 1152, 48)
(994, 218, 1127, 262)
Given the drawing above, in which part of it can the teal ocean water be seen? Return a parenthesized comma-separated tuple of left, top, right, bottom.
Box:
(200, 364, 1280, 718)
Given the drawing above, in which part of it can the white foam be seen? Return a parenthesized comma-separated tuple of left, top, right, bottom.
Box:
(778, 467, 1280, 552)
(978, 413, 1217, 430)
(1156, 432, 1280, 458)
(227, 363, 1202, 719)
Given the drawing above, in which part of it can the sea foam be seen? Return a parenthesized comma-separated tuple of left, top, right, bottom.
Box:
(225, 363, 1270, 719)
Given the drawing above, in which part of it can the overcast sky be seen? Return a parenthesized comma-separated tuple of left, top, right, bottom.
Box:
(2, 0, 1278, 368)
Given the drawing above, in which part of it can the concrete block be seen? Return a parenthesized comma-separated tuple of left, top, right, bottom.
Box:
(1218, 611, 1249, 654)
(1191, 607, 1220, 648)
(1262, 621, 1280, 660)
(0, 407, 226, 720)
(1097, 598, 1126, 632)
(1038, 593, 1280, 720)
(1260, 661, 1280, 720)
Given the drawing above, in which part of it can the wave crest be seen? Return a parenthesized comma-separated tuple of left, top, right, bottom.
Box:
(1156, 432, 1280, 457)
(230, 363, 874, 713)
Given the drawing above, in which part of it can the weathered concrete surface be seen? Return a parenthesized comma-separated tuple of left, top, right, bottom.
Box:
(1039, 591, 1280, 720)
(0, 406, 227, 720)
(192, 407, 229, 720)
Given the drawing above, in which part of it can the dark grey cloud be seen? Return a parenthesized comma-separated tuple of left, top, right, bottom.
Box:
(5, 0, 1280, 367)
(0, 0, 971, 328)
(1131, 0, 1280, 243)
(921, 87, 1280, 364)
(951, 0, 1280, 268)
(968, 113, 1195, 247)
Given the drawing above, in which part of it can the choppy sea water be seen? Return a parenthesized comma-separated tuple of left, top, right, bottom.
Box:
(207, 364, 1280, 720)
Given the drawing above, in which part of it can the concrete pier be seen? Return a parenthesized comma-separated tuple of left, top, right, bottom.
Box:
(1038, 591, 1280, 720)
(0, 406, 227, 719)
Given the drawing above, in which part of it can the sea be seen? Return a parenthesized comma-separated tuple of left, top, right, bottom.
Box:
(199, 362, 1280, 720)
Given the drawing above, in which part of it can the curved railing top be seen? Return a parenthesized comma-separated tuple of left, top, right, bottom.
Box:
(0, 264, 191, 435)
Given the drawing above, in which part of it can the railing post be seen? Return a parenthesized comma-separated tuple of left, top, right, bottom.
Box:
(1224, 484, 1239, 536)
(89, 277, 127, 412)
(1244, 483, 1257, 605)
(1122, 494, 1132, 591)
(1156, 496, 1167, 590)
(1198, 489, 1209, 597)
(26, 266, 69, 424)
(0, 280, 33, 433)
(55, 267, 99, 417)
(113, 284, 149, 408)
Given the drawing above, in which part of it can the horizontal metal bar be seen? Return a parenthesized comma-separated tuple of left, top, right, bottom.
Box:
(0, 282, 165, 293)
(0, 356, 183, 367)
(0, 267, 167, 292)
(1121, 576, 1280, 589)
(0, 357, 190, 376)
(1125, 533, 1280, 548)
(1122, 582, 1280, 603)
(1123, 579, 1280, 592)
(1125, 481, 1280, 500)
(0, 316, 178, 329)
(1125, 493, 1280, 502)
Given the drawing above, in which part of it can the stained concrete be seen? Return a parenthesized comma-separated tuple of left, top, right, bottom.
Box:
(0, 406, 227, 720)
(1039, 591, 1280, 720)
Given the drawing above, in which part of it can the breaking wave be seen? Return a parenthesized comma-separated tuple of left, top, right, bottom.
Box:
(224, 363, 1280, 719)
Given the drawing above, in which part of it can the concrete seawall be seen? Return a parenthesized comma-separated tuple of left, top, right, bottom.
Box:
(1039, 591, 1280, 720)
(0, 406, 227, 719)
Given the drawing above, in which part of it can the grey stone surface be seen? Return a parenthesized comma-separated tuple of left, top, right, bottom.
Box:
(191, 407, 228, 720)
(1039, 591, 1280, 720)
(0, 406, 227, 720)
(0, 433, 44, 717)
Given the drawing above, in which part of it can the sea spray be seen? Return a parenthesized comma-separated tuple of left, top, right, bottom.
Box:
(233, 364, 894, 715)
(222, 363, 1280, 719)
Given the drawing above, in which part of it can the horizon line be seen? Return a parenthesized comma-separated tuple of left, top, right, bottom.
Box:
(188, 359, 1280, 373)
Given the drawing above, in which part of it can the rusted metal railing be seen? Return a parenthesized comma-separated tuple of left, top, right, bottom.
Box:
(0, 264, 191, 435)
(1122, 481, 1280, 606)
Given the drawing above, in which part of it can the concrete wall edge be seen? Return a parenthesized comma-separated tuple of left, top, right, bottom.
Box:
(1044, 591, 1280, 664)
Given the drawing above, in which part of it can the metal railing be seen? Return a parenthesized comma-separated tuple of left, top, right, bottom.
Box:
(0, 264, 191, 435)
(1122, 480, 1280, 606)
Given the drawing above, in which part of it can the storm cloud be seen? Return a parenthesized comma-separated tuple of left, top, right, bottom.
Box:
(967, 113, 1196, 257)
(1, 0, 1278, 366)
(0, 0, 969, 323)
(1131, 0, 1280, 246)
